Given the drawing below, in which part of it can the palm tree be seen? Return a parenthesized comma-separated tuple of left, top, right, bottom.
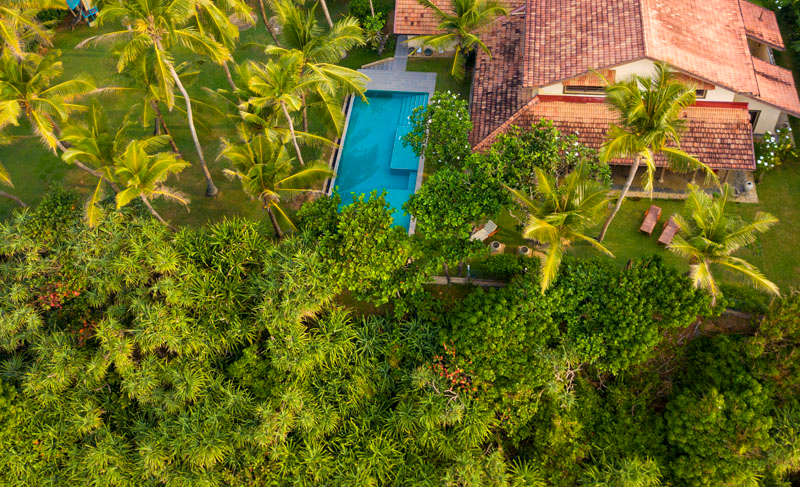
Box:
(219, 134, 333, 237)
(102, 138, 191, 227)
(116, 51, 224, 156)
(80, 0, 232, 197)
(597, 62, 718, 241)
(668, 183, 780, 306)
(0, 1, 55, 59)
(191, 0, 253, 90)
(255, 0, 282, 46)
(0, 132, 25, 207)
(60, 102, 178, 226)
(245, 50, 322, 166)
(507, 164, 613, 292)
(267, 0, 367, 134)
(411, 0, 508, 80)
(0, 49, 98, 176)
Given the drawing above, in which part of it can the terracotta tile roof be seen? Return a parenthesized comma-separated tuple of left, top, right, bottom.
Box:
(752, 57, 800, 116)
(469, 14, 527, 147)
(739, 0, 785, 49)
(394, 0, 450, 35)
(393, 0, 522, 35)
(522, 0, 645, 88)
(563, 69, 616, 87)
(673, 72, 715, 91)
(474, 97, 756, 171)
(641, 0, 760, 96)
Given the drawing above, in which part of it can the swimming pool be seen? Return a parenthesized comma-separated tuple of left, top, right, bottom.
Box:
(330, 90, 428, 230)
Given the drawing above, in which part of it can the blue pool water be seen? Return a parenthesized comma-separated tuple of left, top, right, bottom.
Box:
(332, 90, 428, 230)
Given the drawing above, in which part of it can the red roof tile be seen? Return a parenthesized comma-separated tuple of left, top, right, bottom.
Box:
(752, 57, 800, 116)
(469, 14, 527, 147)
(522, 0, 645, 88)
(393, 0, 521, 35)
(739, 0, 785, 49)
(641, 0, 760, 96)
(393, 0, 450, 35)
(474, 97, 756, 171)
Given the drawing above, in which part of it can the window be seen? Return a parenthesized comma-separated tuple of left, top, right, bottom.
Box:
(695, 89, 707, 99)
(749, 110, 761, 130)
(563, 85, 605, 95)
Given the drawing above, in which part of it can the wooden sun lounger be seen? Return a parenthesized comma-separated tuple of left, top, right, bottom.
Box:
(658, 217, 679, 246)
(639, 205, 662, 236)
(470, 220, 499, 241)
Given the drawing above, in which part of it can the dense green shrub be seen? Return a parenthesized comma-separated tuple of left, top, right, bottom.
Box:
(402, 91, 472, 168)
(472, 121, 612, 197)
(720, 282, 772, 315)
(469, 253, 534, 280)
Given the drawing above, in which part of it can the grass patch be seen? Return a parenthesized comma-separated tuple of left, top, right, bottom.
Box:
(406, 58, 470, 99)
(488, 163, 800, 292)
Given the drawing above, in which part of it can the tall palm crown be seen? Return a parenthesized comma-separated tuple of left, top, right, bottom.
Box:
(508, 164, 613, 292)
(596, 62, 718, 241)
(80, 0, 231, 197)
(103, 138, 191, 226)
(60, 101, 130, 171)
(0, 1, 58, 59)
(0, 49, 94, 151)
(267, 0, 367, 135)
(412, 0, 508, 79)
(219, 134, 333, 236)
(668, 183, 779, 305)
(245, 50, 326, 166)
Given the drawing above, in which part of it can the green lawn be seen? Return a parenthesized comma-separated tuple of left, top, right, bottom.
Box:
(0, 5, 392, 227)
(488, 163, 800, 292)
(406, 58, 471, 99)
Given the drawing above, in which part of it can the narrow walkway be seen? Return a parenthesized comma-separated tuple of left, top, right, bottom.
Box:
(358, 35, 436, 98)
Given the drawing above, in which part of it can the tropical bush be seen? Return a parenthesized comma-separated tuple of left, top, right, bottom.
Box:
(403, 90, 473, 168)
(754, 127, 798, 181)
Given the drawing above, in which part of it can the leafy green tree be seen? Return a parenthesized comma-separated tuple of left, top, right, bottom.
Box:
(404, 166, 504, 281)
(668, 183, 779, 306)
(219, 134, 333, 237)
(507, 163, 613, 292)
(665, 336, 775, 487)
(597, 62, 717, 241)
(299, 191, 430, 304)
(411, 0, 508, 79)
(476, 120, 611, 196)
(403, 90, 472, 168)
(82, 0, 232, 197)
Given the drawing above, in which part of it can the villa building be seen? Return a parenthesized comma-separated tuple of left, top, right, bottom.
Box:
(394, 0, 800, 187)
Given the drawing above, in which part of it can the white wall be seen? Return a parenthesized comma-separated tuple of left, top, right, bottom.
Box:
(733, 95, 782, 134)
(537, 59, 737, 101)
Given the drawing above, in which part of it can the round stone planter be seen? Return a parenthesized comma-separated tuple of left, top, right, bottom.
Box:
(490, 241, 505, 254)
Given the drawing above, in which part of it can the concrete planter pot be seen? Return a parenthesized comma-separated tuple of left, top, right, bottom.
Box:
(490, 241, 505, 254)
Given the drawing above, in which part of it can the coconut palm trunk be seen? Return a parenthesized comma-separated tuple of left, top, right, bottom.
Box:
(150, 100, 182, 155)
(257, 0, 282, 46)
(222, 61, 237, 91)
(54, 138, 120, 190)
(140, 194, 175, 230)
(0, 190, 26, 207)
(280, 100, 305, 165)
(158, 42, 219, 197)
(266, 206, 284, 237)
(597, 155, 641, 242)
(368, 0, 375, 16)
(318, 0, 334, 28)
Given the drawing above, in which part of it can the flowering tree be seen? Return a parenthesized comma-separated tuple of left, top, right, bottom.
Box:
(754, 126, 797, 182)
(402, 90, 472, 169)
